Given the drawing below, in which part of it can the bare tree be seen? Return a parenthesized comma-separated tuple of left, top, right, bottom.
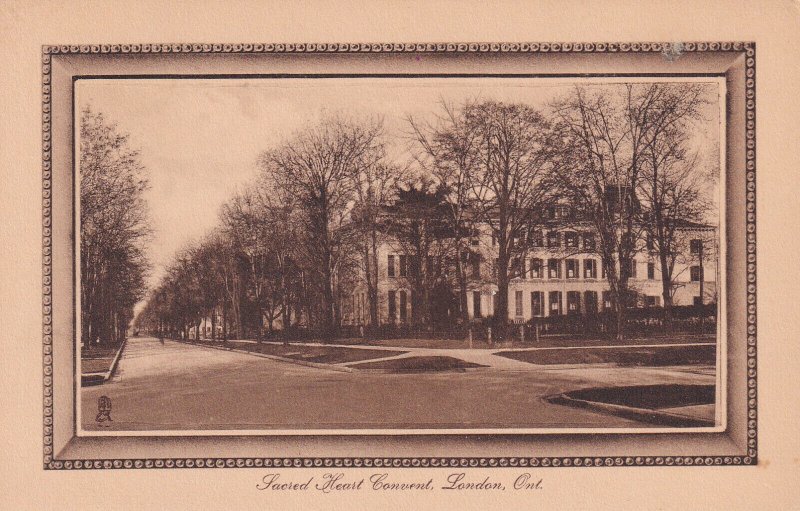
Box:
(220, 189, 278, 341)
(636, 85, 714, 326)
(80, 106, 151, 347)
(551, 83, 710, 339)
(465, 101, 555, 333)
(407, 100, 483, 325)
(263, 114, 384, 339)
(351, 160, 405, 332)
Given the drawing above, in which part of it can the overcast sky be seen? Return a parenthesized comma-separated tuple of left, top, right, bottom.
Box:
(76, 77, 721, 311)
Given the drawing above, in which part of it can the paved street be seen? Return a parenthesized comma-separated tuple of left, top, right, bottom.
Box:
(82, 336, 714, 432)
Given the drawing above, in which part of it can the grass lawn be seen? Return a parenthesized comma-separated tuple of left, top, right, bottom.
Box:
(189, 339, 405, 364)
(350, 356, 487, 373)
(560, 384, 715, 409)
(496, 344, 716, 366)
(81, 341, 124, 374)
(81, 357, 116, 374)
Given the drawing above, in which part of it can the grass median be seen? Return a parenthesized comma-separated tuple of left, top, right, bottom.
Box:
(496, 344, 716, 366)
(188, 339, 406, 365)
(349, 356, 487, 373)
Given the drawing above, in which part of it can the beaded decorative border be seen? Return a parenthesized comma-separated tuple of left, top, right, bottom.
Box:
(42, 41, 756, 469)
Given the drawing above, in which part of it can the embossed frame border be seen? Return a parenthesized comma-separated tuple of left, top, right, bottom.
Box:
(41, 41, 756, 469)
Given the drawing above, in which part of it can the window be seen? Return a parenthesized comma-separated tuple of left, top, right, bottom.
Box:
(530, 258, 543, 279)
(399, 290, 407, 321)
(547, 231, 560, 248)
(645, 295, 659, 307)
(567, 291, 581, 315)
(583, 234, 596, 251)
(647, 262, 655, 280)
(470, 237, 480, 246)
(646, 233, 655, 251)
(511, 257, 523, 278)
(690, 265, 703, 281)
(690, 239, 702, 255)
(548, 258, 561, 279)
(602, 291, 613, 310)
(549, 291, 563, 316)
(584, 291, 599, 314)
(531, 291, 544, 317)
(531, 230, 544, 247)
(471, 253, 481, 278)
(601, 261, 607, 279)
(399, 255, 407, 277)
(388, 290, 397, 322)
(566, 259, 579, 279)
(629, 259, 638, 279)
(515, 290, 523, 317)
(473, 291, 482, 318)
(387, 255, 395, 277)
(584, 259, 597, 279)
(565, 231, 578, 248)
(693, 295, 703, 306)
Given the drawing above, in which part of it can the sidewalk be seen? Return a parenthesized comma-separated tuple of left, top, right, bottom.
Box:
(215, 338, 714, 371)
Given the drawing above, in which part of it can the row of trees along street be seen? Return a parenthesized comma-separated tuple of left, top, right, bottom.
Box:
(133, 83, 716, 343)
(80, 107, 152, 348)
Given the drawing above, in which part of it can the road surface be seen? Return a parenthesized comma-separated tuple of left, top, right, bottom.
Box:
(81, 336, 713, 432)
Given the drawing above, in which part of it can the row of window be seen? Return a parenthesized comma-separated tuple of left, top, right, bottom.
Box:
(353, 287, 701, 323)
(483, 231, 597, 250)
(475, 231, 707, 256)
(388, 255, 705, 281)
(472, 290, 605, 318)
(472, 290, 670, 318)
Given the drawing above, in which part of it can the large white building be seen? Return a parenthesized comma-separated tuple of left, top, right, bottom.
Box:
(343, 210, 717, 326)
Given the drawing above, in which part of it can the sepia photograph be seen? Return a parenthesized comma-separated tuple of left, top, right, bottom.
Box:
(76, 75, 725, 434)
(7, 1, 800, 508)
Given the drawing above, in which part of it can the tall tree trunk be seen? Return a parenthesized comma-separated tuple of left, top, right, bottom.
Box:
(222, 304, 228, 342)
(495, 247, 511, 339)
(456, 249, 469, 325)
(659, 249, 674, 331)
(368, 230, 380, 332)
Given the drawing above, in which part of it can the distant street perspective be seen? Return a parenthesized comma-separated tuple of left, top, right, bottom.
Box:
(79, 78, 722, 432)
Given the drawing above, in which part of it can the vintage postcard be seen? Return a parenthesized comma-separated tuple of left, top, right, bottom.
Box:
(40, 41, 752, 465)
(5, 2, 800, 508)
(75, 74, 727, 436)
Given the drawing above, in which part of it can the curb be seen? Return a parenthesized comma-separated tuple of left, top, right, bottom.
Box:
(545, 393, 715, 428)
(81, 338, 127, 386)
(176, 339, 354, 373)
